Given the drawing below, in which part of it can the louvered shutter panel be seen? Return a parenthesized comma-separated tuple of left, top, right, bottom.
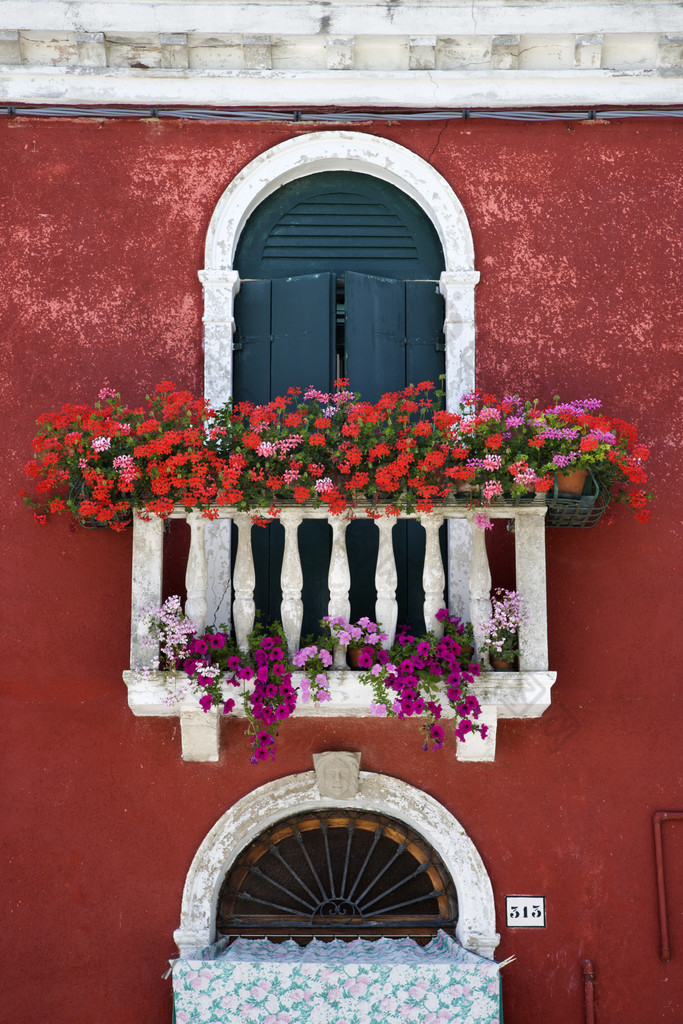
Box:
(235, 274, 335, 401)
(344, 272, 406, 398)
(235, 173, 442, 279)
(342, 273, 446, 633)
(405, 281, 445, 386)
(233, 279, 272, 404)
(234, 274, 335, 633)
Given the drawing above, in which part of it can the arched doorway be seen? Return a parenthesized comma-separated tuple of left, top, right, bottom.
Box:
(232, 170, 447, 635)
(174, 770, 499, 958)
(199, 132, 480, 629)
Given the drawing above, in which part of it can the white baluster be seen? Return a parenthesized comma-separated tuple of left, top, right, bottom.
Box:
(232, 513, 256, 653)
(422, 513, 445, 634)
(185, 511, 208, 633)
(447, 518, 473, 621)
(469, 521, 492, 664)
(375, 515, 398, 647)
(130, 514, 164, 670)
(280, 510, 304, 656)
(514, 509, 549, 671)
(328, 516, 351, 668)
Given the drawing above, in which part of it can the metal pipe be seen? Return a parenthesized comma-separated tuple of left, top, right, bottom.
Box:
(653, 811, 683, 962)
(582, 958, 595, 1024)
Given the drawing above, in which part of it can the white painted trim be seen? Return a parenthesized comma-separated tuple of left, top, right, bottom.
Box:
(3, 3, 682, 37)
(173, 770, 500, 958)
(2, 66, 683, 108)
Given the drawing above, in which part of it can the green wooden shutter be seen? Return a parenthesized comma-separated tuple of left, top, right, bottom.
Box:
(235, 274, 335, 401)
(233, 174, 447, 639)
(234, 274, 336, 634)
(235, 172, 444, 280)
(342, 273, 446, 634)
(344, 272, 406, 398)
(344, 274, 445, 395)
(405, 280, 445, 385)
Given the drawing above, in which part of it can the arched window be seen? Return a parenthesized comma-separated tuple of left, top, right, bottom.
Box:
(232, 170, 447, 635)
(216, 807, 458, 943)
(199, 132, 479, 629)
(174, 770, 499, 959)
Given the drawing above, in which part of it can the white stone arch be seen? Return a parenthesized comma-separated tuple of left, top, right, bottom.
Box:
(199, 131, 479, 626)
(200, 130, 478, 413)
(174, 770, 499, 960)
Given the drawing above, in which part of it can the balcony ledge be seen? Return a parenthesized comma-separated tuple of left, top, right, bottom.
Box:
(123, 667, 556, 763)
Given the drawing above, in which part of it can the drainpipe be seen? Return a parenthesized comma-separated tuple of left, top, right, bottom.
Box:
(582, 958, 595, 1024)
(653, 810, 683, 962)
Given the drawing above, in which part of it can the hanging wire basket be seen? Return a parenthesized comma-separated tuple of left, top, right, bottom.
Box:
(68, 480, 133, 530)
(545, 470, 610, 528)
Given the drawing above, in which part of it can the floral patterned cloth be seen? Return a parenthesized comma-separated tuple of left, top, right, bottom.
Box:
(172, 932, 501, 1023)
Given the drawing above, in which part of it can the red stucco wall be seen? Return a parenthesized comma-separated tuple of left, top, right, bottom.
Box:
(2, 115, 682, 1023)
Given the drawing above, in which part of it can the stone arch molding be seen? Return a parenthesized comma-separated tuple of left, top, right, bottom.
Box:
(174, 771, 500, 960)
(200, 130, 479, 411)
(199, 131, 479, 625)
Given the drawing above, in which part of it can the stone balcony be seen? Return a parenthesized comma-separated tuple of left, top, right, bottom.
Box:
(123, 502, 556, 762)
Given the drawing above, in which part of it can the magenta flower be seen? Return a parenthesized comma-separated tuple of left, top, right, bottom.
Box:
(455, 719, 473, 741)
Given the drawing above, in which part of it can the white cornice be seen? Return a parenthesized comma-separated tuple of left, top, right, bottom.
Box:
(1, 66, 682, 108)
(1, 4, 682, 108)
(1, 3, 682, 37)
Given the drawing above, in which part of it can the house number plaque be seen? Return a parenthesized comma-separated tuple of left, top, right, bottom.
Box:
(505, 896, 546, 928)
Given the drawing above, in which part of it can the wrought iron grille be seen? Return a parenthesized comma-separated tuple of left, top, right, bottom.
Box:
(216, 809, 458, 942)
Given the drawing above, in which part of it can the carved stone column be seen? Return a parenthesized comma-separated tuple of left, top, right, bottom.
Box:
(232, 513, 256, 653)
(422, 512, 446, 633)
(185, 511, 208, 633)
(328, 516, 351, 668)
(130, 515, 164, 670)
(375, 515, 398, 647)
(280, 510, 304, 656)
(199, 267, 241, 628)
(469, 521, 492, 664)
(514, 509, 549, 672)
(439, 269, 479, 619)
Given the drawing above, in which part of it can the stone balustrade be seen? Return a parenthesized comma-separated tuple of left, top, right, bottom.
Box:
(123, 503, 556, 763)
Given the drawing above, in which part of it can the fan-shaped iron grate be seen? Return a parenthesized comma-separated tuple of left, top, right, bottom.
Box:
(217, 809, 458, 943)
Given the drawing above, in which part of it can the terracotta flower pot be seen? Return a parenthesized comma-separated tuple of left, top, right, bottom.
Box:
(346, 647, 363, 669)
(489, 653, 516, 671)
(459, 643, 475, 662)
(556, 468, 588, 496)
